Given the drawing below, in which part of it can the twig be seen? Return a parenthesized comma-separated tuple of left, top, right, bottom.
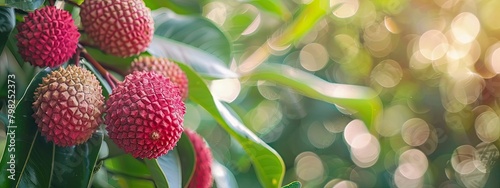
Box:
(80, 48, 120, 89)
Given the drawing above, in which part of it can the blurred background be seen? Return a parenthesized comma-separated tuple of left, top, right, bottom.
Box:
(189, 0, 500, 187)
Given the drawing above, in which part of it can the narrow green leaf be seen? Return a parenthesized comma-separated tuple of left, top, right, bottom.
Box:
(212, 160, 238, 188)
(148, 36, 238, 79)
(152, 8, 232, 64)
(275, 0, 329, 46)
(242, 63, 382, 126)
(144, 149, 182, 188)
(177, 132, 196, 188)
(0, 67, 52, 187)
(0, 7, 15, 53)
(244, 0, 291, 20)
(178, 63, 285, 188)
(282, 181, 302, 188)
(144, 0, 202, 14)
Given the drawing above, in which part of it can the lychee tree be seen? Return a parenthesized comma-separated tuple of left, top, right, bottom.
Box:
(0, 0, 380, 188)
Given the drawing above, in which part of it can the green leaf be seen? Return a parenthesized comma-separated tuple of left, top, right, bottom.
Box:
(244, 0, 291, 20)
(151, 8, 232, 64)
(0, 67, 52, 187)
(144, 0, 202, 14)
(50, 131, 103, 188)
(104, 155, 151, 178)
(274, 0, 330, 46)
(212, 160, 238, 188)
(282, 181, 302, 188)
(0, 67, 105, 188)
(178, 63, 285, 188)
(177, 132, 196, 187)
(144, 149, 182, 188)
(0, 7, 15, 53)
(242, 63, 382, 127)
(148, 36, 237, 79)
(84, 47, 136, 75)
(0, 0, 44, 11)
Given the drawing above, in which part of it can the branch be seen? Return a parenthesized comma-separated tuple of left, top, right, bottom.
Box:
(80, 47, 119, 89)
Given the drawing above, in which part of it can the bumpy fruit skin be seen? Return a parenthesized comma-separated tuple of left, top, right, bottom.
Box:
(130, 56, 189, 100)
(105, 71, 185, 159)
(16, 6, 80, 67)
(185, 129, 213, 188)
(80, 0, 154, 57)
(32, 65, 104, 146)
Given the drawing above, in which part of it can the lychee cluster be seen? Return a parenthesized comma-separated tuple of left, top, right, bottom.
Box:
(105, 71, 186, 159)
(130, 56, 189, 100)
(185, 129, 213, 188)
(16, 6, 80, 68)
(32, 65, 104, 146)
(80, 0, 154, 57)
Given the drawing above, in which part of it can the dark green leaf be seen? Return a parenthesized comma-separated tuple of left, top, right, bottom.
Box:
(151, 8, 232, 64)
(0, 7, 15, 53)
(281, 181, 302, 188)
(1, 0, 45, 11)
(177, 132, 196, 187)
(144, 0, 202, 14)
(0, 67, 52, 187)
(148, 36, 237, 79)
(50, 131, 103, 188)
(212, 160, 238, 188)
(144, 149, 182, 188)
(242, 63, 382, 127)
(178, 63, 285, 188)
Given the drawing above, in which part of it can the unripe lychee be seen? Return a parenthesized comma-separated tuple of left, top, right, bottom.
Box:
(105, 71, 185, 159)
(130, 56, 189, 100)
(32, 65, 104, 146)
(80, 0, 154, 57)
(16, 6, 80, 68)
(185, 129, 213, 188)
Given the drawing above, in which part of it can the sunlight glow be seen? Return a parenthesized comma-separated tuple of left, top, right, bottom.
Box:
(331, 0, 359, 18)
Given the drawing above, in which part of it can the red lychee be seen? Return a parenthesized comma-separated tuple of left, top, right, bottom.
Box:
(185, 129, 213, 188)
(80, 0, 154, 57)
(32, 65, 104, 146)
(16, 6, 80, 67)
(105, 71, 185, 159)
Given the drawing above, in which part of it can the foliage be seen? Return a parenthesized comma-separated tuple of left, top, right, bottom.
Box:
(11, 0, 494, 188)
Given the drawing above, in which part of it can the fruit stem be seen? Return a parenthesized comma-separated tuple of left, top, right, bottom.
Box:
(80, 48, 120, 89)
(74, 47, 81, 66)
(64, 0, 80, 7)
(79, 41, 99, 49)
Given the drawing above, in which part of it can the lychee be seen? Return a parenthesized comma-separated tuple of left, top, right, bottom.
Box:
(16, 6, 80, 68)
(32, 65, 104, 146)
(80, 0, 154, 57)
(130, 56, 189, 100)
(105, 71, 185, 159)
(185, 129, 213, 188)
